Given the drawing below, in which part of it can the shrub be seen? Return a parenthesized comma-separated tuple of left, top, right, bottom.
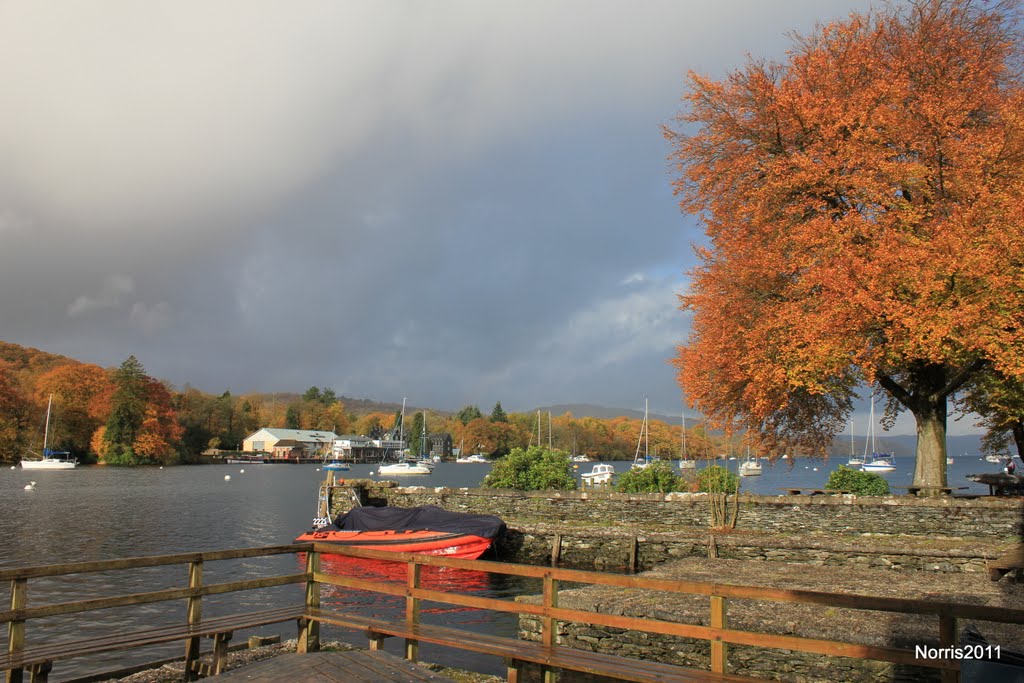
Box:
(481, 446, 577, 491)
(696, 465, 740, 493)
(616, 461, 683, 493)
(825, 465, 890, 495)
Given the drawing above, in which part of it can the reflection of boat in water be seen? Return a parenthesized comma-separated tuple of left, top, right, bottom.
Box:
(296, 505, 506, 559)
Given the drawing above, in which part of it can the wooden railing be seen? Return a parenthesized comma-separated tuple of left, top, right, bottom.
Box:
(307, 542, 1024, 682)
(3, 543, 1023, 683)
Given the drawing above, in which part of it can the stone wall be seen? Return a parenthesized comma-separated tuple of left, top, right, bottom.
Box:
(334, 483, 1020, 572)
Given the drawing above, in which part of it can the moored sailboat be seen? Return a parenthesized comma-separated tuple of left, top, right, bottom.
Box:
(861, 393, 895, 473)
(20, 395, 77, 470)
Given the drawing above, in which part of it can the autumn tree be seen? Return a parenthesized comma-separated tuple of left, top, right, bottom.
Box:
(667, 0, 1024, 489)
(959, 371, 1024, 456)
(0, 360, 30, 462)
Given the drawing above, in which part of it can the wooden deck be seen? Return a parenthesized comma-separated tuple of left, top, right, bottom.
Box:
(212, 650, 456, 682)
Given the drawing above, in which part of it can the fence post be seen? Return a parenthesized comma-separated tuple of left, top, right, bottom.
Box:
(939, 614, 959, 683)
(182, 560, 203, 681)
(298, 549, 320, 653)
(6, 578, 26, 683)
(405, 561, 421, 661)
(710, 594, 728, 674)
(541, 572, 559, 683)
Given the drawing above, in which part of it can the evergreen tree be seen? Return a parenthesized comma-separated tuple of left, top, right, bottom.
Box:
(320, 387, 337, 404)
(457, 404, 483, 425)
(285, 405, 301, 429)
(302, 387, 322, 403)
(103, 355, 148, 465)
(408, 412, 425, 456)
(490, 402, 508, 423)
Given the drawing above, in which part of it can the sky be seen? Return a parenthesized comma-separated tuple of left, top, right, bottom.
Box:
(4, 0, 963, 434)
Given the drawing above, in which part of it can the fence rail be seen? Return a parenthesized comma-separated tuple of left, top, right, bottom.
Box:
(3, 542, 1022, 683)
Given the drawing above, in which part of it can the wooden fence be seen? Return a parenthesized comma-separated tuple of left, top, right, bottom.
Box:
(3, 542, 1023, 682)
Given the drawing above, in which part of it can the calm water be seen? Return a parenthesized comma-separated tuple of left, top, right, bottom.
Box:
(0, 456, 999, 679)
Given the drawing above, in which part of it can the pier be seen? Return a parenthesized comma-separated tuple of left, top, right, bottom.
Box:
(4, 543, 1023, 682)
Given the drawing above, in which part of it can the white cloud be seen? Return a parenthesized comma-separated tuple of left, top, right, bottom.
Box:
(67, 274, 135, 317)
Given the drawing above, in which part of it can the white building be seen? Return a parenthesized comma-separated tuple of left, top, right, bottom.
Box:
(242, 428, 338, 456)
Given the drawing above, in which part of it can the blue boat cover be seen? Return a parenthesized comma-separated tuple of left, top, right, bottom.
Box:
(331, 505, 506, 539)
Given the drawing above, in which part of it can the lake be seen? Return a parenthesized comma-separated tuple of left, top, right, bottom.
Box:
(1, 455, 1001, 680)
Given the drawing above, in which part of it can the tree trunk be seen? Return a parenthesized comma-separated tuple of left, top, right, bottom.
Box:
(1012, 421, 1024, 459)
(912, 398, 948, 492)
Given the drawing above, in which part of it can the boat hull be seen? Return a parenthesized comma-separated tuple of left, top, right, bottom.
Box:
(378, 463, 431, 475)
(296, 529, 495, 559)
(20, 459, 76, 470)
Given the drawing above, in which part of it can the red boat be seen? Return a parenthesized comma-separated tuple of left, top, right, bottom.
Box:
(295, 505, 506, 560)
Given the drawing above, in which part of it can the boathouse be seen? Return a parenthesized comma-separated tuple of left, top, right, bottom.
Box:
(241, 428, 338, 457)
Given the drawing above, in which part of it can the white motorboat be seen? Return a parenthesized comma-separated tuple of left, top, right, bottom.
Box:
(456, 454, 489, 464)
(378, 461, 432, 475)
(20, 395, 77, 470)
(581, 463, 616, 486)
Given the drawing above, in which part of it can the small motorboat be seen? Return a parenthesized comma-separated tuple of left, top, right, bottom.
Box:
(296, 505, 506, 559)
(378, 461, 432, 475)
(581, 463, 616, 486)
(456, 454, 489, 463)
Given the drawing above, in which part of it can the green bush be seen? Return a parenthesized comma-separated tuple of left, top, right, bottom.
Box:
(481, 446, 577, 491)
(825, 465, 890, 495)
(616, 461, 684, 493)
(696, 465, 740, 493)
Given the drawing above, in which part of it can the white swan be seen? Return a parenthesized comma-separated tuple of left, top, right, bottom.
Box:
(24, 481, 36, 490)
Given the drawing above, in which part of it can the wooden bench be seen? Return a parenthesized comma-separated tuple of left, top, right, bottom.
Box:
(988, 545, 1024, 582)
(304, 607, 759, 683)
(0, 605, 306, 683)
(777, 488, 849, 496)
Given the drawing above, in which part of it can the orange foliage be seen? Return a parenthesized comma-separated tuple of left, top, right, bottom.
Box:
(667, 1, 1024, 473)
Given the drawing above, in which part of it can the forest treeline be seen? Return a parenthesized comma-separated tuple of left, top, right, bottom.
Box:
(0, 341, 723, 465)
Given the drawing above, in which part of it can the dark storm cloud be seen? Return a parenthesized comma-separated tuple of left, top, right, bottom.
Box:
(0, 1, 879, 419)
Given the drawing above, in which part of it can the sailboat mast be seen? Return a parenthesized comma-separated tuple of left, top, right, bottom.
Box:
(548, 411, 552, 448)
(399, 397, 406, 443)
(681, 410, 687, 458)
(43, 394, 53, 453)
(645, 397, 649, 461)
